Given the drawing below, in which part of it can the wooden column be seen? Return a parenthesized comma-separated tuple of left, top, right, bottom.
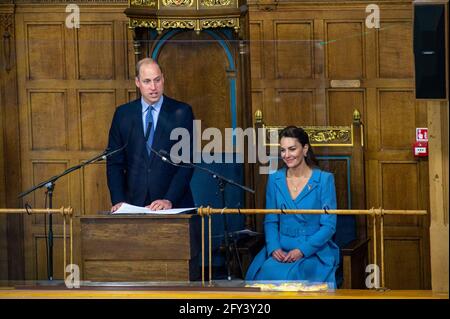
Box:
(428, 100, 449, 293)
(0, 3, 25, 281)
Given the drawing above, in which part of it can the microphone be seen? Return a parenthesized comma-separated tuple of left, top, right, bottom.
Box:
(158, 149, 170, 162)
(148, 147, 191, 169)
(150, 148, 171, 163)
(101, 148, 110, 161)
(101, 141, 128, 161)
(148, 147, 167, 161)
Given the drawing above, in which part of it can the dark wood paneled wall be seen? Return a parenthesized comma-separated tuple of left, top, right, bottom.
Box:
(10, 3, 134, 280)
(0, 0, 433, 289)
(248, 0, 430, 289)
(1, 3, 24, 280)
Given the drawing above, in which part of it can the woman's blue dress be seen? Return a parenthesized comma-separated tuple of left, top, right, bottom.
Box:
(245, 168, 340, 286)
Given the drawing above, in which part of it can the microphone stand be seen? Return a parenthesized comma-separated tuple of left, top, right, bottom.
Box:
(154, 149, 254, 281)
(18, 144, 127, 280)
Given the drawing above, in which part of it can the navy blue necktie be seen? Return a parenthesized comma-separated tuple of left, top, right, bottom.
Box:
(145, 105, 155, 155)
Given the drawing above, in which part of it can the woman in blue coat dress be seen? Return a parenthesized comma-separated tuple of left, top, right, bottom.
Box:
(245, 126, 339, 286)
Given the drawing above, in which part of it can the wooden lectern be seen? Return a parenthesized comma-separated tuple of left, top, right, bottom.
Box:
(80, 214, 200, 282)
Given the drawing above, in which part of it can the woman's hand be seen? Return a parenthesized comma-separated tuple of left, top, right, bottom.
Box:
(272, 249, 287, 262)
(283, 249, 303, 263)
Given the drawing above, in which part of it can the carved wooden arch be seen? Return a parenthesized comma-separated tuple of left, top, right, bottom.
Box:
(126, 0, 251, 129)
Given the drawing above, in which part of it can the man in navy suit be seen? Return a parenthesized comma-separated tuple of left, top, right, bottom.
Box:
(107, 58, 195, 212)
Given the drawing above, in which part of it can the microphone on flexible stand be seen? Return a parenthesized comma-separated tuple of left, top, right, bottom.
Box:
(152, 148, 255, 281)
(157, 149, 172, 163)
(18, 126, 131, 281)
(156, 149, 169, 162)
(149, 148, 191, 168)
(154, 149, 254, 194)
(100, 142, 128, 162)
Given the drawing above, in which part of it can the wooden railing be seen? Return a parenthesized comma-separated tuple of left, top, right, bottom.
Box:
(197, 207, 427, 289)
(0, 207, 74, 278)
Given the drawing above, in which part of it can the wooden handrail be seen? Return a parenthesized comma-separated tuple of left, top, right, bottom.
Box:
(197, 207, 427, 216)
(198, 206, 427, 290)
(0, 207, 73, 215)
(0, 207, 74, 281)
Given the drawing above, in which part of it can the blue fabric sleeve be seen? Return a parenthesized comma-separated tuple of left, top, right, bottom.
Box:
(297, 172, 337, 257)
(264, 174, 281, 255)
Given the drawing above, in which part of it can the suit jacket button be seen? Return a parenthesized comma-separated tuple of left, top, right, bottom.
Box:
(147, 169, 151, 173)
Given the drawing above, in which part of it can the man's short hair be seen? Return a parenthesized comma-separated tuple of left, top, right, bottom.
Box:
(135, 58, 163, 77)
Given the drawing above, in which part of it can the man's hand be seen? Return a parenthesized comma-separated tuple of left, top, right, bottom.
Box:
(146, 199, 172, 211)
(272, 249, 287, 262)
(283, 249, 303, 263)
(111, 202, 125, 213)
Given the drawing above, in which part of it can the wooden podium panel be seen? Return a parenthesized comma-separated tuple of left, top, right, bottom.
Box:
(80, 214, 199, 282)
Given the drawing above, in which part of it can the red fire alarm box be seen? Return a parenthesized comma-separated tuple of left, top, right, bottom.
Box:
(414, 127, 429, 157)
(413, 141, 428, 157)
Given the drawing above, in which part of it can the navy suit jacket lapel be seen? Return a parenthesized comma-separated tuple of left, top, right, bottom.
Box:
(127, 98, 152, 164)
(127, 99, 148, 161)
(131, 99, 144, 140)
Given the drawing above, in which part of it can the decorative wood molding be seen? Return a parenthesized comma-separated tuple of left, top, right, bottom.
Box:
(126, 0, 245, 32)
(130, 0, 157, 7)
(201, 17, 237, 29)
(130, 17, 157, 28)
(1, 13, 14, 72)
(264, 125, 354, 146)
(201, 0, 233, 6)
(5, 0, 128, 4)
(255, 0, 278, 11)
(0, 13, 13, 30)
(161, 0, 194, 7)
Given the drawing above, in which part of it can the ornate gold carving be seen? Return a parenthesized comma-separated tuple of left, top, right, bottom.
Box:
(130, 0, 157, 7)
(201, 18, 236, 29)
(161, 19, 196, 29)
(264, 126, 353, 147)
(201, 0, 232, 6)
(162, 0, 194, 7)
(307, 128, 352, 145)
(11, 0, 128, 3)
(130, 18, 157, 28)
(129, 17, 240, 32)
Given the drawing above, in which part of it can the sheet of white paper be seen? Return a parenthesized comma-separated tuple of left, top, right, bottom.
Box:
(111, 203, 196, 215)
